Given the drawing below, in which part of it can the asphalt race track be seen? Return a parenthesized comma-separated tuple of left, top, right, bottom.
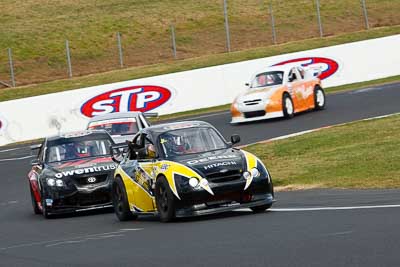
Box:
(1, 82, 400, 267)
(184, 82, 400, 144)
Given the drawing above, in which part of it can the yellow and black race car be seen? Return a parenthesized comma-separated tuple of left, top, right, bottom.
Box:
(111, 121, 274, 222)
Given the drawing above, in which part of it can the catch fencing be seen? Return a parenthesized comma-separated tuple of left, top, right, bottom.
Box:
(0, 0, 399, 87)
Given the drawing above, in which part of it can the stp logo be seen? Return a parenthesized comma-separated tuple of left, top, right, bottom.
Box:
(81, 85, 172, 118)
(272, 57, 339, 80)
(0, 116, 5, 132)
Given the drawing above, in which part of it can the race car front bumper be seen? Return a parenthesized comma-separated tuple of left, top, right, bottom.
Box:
(231, 111, 284, 124)
(175, 193, 274, 217)
(42, 182, 113, 215)
(174, 176, 274, 217)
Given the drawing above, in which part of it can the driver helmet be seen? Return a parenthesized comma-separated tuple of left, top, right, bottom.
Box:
(74, 141, 90, 157)
(161, 133, 186, 155)
(146, 144, 156, 158)
(256, 74, 266, 87)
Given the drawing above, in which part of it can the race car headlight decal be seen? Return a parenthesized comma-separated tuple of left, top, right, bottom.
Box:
(56, 179, 64, 187)
(47, 178, 56, 187)
(243, 171, 251, 180)
(174, 174, 194, 193)
(250, 168, 260, 178)
(256, 160, 271, 183)
(243, 171, 253, 190)
(189, 177, 200, 189)
(199, 178, 214, 195)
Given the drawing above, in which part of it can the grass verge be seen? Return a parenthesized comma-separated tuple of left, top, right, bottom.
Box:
(1, 25, 399, 102)
(245, 114, 400, 189)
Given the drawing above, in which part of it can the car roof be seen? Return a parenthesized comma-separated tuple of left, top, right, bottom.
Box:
(145, 121, 212, 134)
(254, 64, 299, 75)
(46, 129, 109, 142)
(88, 112, 142, 122)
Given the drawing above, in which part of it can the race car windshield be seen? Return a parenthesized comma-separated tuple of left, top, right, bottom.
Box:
(159, 127, 227, 158)
(88, 118, 139, 136)
(250, 71, 283, 88)
(46, 135, 112, 163)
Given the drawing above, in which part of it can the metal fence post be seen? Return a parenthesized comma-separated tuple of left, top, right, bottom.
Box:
(223, 0, 231, 52)
(8, 48, 16, 87)
(268, 1, 277, 45)
(65, 40, 72, 78)
(170, 25, 177, 59)
(360, 0, 370, 29)
(117, 32, 124, 68)
(315, 0, 323, 37)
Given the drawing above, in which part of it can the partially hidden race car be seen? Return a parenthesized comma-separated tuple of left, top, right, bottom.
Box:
(111, 121, 275, 222)
(28, 130, 117, 218)
(231, 65, 326, 123)
(87, 111, 157, 144)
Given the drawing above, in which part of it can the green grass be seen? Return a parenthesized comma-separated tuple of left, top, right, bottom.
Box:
(1, 25, 399, 103)
(245, 114, 400, 189)
(0, 0, 399, 85)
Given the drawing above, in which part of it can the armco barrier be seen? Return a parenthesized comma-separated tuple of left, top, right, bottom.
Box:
(0, 35, 399, 145)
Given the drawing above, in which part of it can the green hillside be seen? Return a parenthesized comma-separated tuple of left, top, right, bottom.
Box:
(1, 0, 399, 86)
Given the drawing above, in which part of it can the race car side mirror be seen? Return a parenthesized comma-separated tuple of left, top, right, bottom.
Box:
(110, 144, 129, 163)
(138, 133, 147, 149)
(231, 134, 241, 145)
(31, 159, 41, 166)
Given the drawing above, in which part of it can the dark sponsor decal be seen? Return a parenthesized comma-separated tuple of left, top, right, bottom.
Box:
(272, 57, 339, 80)
(187, 155, 239, 165)
(204, 161, 237, 170)
(55, 164, 116, 178)
(81, 85, 172, 118)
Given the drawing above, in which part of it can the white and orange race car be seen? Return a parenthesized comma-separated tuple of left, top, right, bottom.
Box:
(231, 65, 325, 123)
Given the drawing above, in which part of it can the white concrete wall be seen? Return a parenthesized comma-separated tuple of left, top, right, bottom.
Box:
(0, 34, 399, 145)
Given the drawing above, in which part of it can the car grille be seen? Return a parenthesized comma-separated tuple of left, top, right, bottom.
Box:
(206, 170, 242, 183)
(61, 191, 111, 207)
(243, 99, 262, 106)
(244, 110, 266, 118)
(71, 174, 108, 186)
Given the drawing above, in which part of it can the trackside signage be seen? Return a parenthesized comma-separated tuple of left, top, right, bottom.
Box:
(0, 115, 6, 134)
(81, 85, 172, 117)
(0, 34, 399, 145)
(273, 57, 339, 80)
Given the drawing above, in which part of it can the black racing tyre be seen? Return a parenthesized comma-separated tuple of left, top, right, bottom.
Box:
(112, 177, 137, 221)
(282, 93, 294, 118)
(30, 186, 41, 215)
(314, 86, 326, 110)
(155, 176, 176, 222)
(250, 204, 272, 213)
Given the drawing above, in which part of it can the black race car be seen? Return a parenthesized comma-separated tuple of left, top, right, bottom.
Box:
(112, 121, 275, 222)
(28, 130, 117, 218)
